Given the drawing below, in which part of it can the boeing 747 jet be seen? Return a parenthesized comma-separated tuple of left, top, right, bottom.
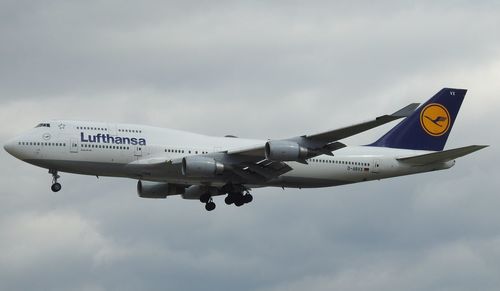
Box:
(4, 88, 487, 211)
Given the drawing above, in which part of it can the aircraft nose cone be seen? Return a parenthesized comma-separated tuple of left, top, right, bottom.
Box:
(4, 140, 14, 154)
(4, 138, 19, 158)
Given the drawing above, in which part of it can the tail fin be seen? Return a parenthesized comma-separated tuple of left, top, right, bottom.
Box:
(370, 88, 466, 151)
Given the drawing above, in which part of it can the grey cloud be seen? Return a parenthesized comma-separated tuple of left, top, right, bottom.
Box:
(1, 0, 500, 103)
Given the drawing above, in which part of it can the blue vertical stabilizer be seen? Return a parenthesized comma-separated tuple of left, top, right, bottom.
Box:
(370, 88, 466, 151)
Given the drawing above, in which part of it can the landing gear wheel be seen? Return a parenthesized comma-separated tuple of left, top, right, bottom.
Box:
(224, 195, 233, 205)
(234, 197, 244, 207)
(243, 193, 253, 204)
(51, 183, 62, 192)
(205, 201, 216, 211)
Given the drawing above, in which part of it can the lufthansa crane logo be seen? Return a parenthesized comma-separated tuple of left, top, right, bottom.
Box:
(420, 103, 451, 136)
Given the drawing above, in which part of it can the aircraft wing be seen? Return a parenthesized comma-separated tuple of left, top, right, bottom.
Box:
(227, 102, 419, 158)
(226, 144, 265, 157)
(299, 103, 419, 143)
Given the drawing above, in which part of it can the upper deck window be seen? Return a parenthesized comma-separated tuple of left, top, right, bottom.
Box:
(35, 123, 50, 128)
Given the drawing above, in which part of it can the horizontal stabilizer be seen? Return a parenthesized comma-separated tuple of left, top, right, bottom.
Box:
(397, 145, 488, 166)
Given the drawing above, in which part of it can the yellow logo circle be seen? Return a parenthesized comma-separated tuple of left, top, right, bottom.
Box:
(420, 103, 451, 136)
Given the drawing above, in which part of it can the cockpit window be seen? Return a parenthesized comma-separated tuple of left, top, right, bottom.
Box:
(35, 123, 50, 128)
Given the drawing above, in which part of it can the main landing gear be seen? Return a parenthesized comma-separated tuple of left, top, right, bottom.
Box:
(224, 191, 253, 207)
(49, 169, 62, 192)
(199, 189, 253, 211)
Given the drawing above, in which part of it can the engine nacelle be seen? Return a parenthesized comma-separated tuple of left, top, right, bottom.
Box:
(137, 181, 185, 199)
(181, 156, 224, 177)
(265, 140, 308, 162)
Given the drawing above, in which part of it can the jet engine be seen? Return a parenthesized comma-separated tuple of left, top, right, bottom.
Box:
(137, 181, 185, 199)
(181, 156, 224, 177)
(265, 140, 308, 162)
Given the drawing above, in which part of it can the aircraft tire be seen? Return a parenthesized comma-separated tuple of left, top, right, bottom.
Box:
(243, 194, 253, 203)
(51, 183, 62, 192)
(205, 202, 216, 211)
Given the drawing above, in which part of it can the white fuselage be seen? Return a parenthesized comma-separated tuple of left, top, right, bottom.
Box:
(4, 120, 454, 189)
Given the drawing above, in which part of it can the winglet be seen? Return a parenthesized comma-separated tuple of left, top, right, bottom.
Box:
(391, 103, 420, 117)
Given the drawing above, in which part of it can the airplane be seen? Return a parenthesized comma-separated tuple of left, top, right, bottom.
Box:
(3, 88, 488, 211)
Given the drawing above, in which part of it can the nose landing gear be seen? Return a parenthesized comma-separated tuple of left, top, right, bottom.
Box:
(49, 169, 61, 192)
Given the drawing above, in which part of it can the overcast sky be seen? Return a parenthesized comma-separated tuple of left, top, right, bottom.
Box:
(1, 1, 500, 290)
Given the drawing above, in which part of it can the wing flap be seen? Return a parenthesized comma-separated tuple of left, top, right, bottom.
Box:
(231, 160, 292, 180)
(397, 145, 488, 165)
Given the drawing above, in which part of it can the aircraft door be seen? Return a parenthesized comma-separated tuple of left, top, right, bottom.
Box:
(33, 141, 42, 156)
(108, 123, 117, 136)
(371, 158, 381, 173)
(70, 138, 79, 153)
(134, 146, 142, 157)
